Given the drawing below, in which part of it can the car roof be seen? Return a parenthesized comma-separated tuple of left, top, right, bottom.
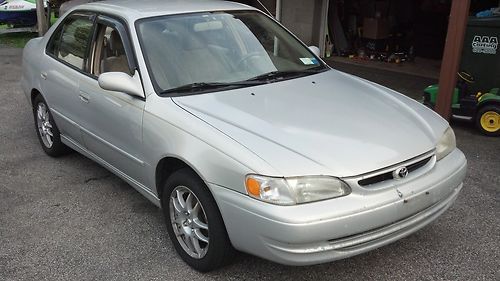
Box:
(77, 0, 257, 21)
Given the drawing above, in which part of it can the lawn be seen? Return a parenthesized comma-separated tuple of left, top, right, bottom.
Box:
(0, 14, 58, 48)
(0, 25, 37, 48)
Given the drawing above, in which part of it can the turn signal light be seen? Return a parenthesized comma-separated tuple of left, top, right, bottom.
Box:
(246, 177, 261, 196)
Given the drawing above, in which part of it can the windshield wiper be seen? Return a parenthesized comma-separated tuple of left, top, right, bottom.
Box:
(159, 66, 328, 95)
(246, 67, 327, 82)
(159, 81, 263, 95)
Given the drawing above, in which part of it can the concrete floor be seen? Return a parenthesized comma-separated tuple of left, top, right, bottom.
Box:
(1, 47, 499, 280)
(328, 56, 441, 80)
(330, 60, 437, 99)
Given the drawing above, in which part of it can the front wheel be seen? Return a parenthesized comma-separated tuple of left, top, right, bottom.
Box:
(162, 169, 235, 272)
(475, 105, 500, 136)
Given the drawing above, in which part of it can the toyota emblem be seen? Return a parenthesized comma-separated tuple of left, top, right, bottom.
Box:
(393, 167, 409, 179)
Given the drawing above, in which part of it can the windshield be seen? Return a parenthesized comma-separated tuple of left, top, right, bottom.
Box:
(136, 10, 328, 94)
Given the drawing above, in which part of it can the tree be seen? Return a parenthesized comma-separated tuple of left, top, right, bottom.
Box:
(36, 0, 48, 36)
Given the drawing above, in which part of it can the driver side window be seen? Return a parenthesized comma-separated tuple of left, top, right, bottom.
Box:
(92, 25, 132, 76)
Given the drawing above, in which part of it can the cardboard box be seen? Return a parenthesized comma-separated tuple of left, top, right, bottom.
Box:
(363, 18, 390, 39)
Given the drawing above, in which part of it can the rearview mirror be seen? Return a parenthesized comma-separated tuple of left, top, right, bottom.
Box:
(308, 46, 321, 57)
(98, 72, 144, 98)
(194, 21, 223, 32)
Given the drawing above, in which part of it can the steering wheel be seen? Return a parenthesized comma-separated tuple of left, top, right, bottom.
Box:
(236, 52, 265, 69)
(458, 71, 475, 84)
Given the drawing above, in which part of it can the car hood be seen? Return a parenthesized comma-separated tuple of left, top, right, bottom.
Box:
(173, 70, 447, 177)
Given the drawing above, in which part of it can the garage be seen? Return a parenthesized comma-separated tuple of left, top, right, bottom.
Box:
(235, 1, 497, 75)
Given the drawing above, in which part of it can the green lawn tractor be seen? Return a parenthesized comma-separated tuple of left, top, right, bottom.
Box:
(423, 71, 500, 136)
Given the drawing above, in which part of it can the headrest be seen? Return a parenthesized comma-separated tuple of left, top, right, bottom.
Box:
(109, 30, 125, 54)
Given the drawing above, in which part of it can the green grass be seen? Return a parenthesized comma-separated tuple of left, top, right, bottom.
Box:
(50, 13, 58, 25)
(0, 27, 37, 48)
(0, 13, 58, 48)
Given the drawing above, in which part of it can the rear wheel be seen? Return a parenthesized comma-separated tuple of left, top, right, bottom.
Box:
(476, 105, 500, 136)
(162, 168, 235, 272)
(32, 95, 71, 156)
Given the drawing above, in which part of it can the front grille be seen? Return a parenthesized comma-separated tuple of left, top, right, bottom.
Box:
(358, 156, 432, 186)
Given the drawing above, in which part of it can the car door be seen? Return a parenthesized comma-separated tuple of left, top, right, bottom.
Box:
(77, 15, 148, 186)
(41, 12, 96, 146)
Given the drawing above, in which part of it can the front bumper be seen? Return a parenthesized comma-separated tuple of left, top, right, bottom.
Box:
(210, 149, 467, 266)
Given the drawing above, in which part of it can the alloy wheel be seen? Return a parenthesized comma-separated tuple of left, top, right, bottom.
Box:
(36, 102, 54, 148)
(169, 186, 210, 259)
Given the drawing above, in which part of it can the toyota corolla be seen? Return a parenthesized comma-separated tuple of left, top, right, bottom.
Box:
(21, 0, 467, 272)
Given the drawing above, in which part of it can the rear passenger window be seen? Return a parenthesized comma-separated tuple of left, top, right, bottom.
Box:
(47, 14, 94, 71)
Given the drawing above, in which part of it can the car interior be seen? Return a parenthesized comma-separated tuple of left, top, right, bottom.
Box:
(140, 16, 280, 91)
(141, 21, 237, 90)
(93, 26, 132, 76)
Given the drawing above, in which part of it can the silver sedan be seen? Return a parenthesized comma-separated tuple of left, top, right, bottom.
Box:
(21, 0, 467, 272)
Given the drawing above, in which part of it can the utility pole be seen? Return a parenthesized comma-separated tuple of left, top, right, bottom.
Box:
(36, 0, 48, 36)
(435, 0, 471, 120)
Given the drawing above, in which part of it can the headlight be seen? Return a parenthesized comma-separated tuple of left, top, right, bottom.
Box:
(245, 175, 351, 205)
(436, 127, 456, 160)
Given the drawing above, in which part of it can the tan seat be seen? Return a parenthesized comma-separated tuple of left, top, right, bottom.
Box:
(180, 33, 229, 83)
(101, 30, 130, 74)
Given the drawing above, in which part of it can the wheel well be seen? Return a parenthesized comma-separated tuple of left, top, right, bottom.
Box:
(156, 157, 198, 200)
(31, 89, 41, 105)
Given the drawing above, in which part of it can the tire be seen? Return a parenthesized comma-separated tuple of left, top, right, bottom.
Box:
(422, 93, 435, 110)
(33, 94, 71, 156)
(161, 168, 236, 272)
(475, 105, 500, 136)
(423, 102, 435, 110)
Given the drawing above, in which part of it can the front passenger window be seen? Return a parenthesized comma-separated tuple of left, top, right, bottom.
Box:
(93, 26, 132, 76)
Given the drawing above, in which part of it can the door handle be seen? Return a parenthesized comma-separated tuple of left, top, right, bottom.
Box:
(40, 72, 47, 80)
(79, 93, 90, 103)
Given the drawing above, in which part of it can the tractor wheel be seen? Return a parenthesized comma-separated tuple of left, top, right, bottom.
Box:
(422, 93, 435, 110)
(423, 102, 435, 110)
(476, 105, 500, 136)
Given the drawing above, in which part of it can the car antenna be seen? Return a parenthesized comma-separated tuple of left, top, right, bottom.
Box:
(254, 0, 274, 17)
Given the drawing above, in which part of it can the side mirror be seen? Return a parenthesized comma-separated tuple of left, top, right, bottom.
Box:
(308, 46, 321, 57)
(98, 72, 144, 98)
